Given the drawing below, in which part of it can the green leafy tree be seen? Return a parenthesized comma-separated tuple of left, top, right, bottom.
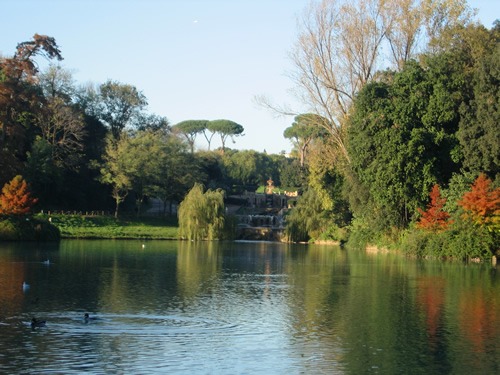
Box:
(284, 114, 327, 167)
(134, 113, 170, 134)
(207, 119, 244, 154)
(222, 150, 277, 189)
(173, 120, 209, 153)
(457, 23, 500, 178)
(347, 56, 464, 228)
(96, 134, 134, 217)
(194, 151, 228, 190)
(278, 158, 308, 190)
(25, 137, 63, 206)
(90, 80, 147, 140)
(126, 130, 169, 216)
(285, 188, 343, 243)
(153, 137, 202, 215)
(178, 183, 226, 240)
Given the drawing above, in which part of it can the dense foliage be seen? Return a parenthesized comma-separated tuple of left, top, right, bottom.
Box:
(0, 34, 281, 225)
(342, 23, 499, 259)
(1, 4, 498, 260)
(178, 183, 227, 241)
(281, 3, 499, 261)
(0, 175, 37, 215)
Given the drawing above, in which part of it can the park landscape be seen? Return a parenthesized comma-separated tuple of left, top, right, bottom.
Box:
(0, 1, 499, 373)
(0, 0, 498, 262)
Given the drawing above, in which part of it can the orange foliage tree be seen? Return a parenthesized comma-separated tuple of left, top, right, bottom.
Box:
(458, 174, 500, 231)
(417, 184, 451, 231)
(0, 175, 38, 215)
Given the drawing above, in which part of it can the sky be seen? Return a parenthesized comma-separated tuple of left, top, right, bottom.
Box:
(1, 0, 498, 154)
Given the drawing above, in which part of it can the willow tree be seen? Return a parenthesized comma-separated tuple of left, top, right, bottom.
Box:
(178, 183, 226, 241)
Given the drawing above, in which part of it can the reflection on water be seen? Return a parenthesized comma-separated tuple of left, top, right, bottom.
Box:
(0, 240, 498, 374)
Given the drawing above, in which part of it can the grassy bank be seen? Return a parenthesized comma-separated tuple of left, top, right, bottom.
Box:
(36, 214, 179, 239)
(0, 215, 60, 241)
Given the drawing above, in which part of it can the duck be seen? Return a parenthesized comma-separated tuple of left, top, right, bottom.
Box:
(31, 317, 46, 329)
(84, 313, 98, 323)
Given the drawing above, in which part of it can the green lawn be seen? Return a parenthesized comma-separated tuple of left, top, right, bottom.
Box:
(37, 214, 179, 239)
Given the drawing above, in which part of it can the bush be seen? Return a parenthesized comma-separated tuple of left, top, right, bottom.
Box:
(399, 229, 430, 257)
(0, 216, 60, 241)
(0, 219, 17, 240)
(345, 218, 379, 250)
(441, 220, 497, 260)
(399, 219, 497, 261)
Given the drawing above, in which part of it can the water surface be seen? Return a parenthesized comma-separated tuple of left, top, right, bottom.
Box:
(0, 240, 498, 374)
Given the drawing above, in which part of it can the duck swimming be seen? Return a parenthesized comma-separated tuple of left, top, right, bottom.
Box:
(31, 317, 46, 329)
(84, 313, 98, 323)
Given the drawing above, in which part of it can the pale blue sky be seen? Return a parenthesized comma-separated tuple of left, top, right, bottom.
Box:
(1, 0, 498, 154)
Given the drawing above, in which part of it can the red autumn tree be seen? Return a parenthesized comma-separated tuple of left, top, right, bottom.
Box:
(417, 184, 451, 231)
(458, 174, 500, 229)
(0, 175, 38, 215)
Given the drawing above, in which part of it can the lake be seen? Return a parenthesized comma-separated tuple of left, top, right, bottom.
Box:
(0, 240, 498, 374)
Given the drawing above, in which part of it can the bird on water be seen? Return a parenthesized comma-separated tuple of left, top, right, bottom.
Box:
(31, 317, 46, 330)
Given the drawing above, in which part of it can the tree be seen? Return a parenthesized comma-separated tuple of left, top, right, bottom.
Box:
(90, 80, 147, 140)
(126, 130, 169, 216)
(207, 119, 244, 154)
(279, 158, 309, 190)
(153, 137, 202, 215)
(288, 0, 391, 162)
(172, 120, 209, 153)
(272, 0, 473, 166)
(24, 136, 63, 206)
(285, 188, 342, 242)
(0, 34, 62, 185)
(0, 175, 38, 215)
(222, 150, 278, 189)
(457, 23, 500, 178)
(134, 113, 170, 134)
(384, 0, 423, 70)
(347, 54, 465, 228)
(96, 134, 134, 218)
(384, 0, 474, 69)
(38, 64, 75, 102)
(417, 184, 451, 231)
(284, 114, 326, 167)
(34, 97, 86, 168)
(458, 174, 500, 231)
(178, 183, 226, 240)
(0, 34, 63, 141)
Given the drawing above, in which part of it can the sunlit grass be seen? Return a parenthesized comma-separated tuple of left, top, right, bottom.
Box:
(36, 214, 178, 239)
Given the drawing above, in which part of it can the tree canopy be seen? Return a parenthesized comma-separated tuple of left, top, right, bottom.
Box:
(207, 119, 244, 154)
(0, 175, 38, 215)
(172, 120, 209, 153)
(178, 183, 226, 240)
